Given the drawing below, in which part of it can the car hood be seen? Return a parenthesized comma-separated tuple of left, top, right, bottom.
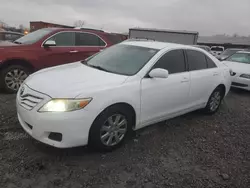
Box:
(24, 62, 129, 98)
(222, 61, 250, 73)
(0, 41, 18, 47)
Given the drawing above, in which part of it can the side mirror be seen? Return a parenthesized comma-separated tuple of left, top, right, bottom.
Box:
(43, 40, 56, 47)
(218, 57, 226, 61)
(149, 68, 169, 78)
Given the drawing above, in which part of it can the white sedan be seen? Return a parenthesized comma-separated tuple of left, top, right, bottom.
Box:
(222, 51, 250, 91)
(16, 41, 231, 151)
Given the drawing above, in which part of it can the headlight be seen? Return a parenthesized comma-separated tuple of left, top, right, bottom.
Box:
(39, 98, 92, 112)
(229, 69, 234, 76)
(240, 74, 250, 79)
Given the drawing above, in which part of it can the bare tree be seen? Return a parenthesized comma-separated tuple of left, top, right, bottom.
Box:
(19, 24, 24, 30)
(233, 33, 239, 37)
(74, 20, 85, 27)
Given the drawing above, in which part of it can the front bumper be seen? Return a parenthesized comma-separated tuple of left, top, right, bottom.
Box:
(231, 76, 250, 91)
(16, 85, 96, 148)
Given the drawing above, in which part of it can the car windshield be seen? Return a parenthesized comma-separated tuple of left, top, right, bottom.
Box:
(14, 28, 54, 44)
(220, 49, 241, 56)
(226, 53, 250, 64)
(84, 44, 159, 76)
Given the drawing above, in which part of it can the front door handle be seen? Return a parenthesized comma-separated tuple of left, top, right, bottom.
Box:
(69, 50, 78, 53)
(213, 72, 219, 76)
(181, 77, 189, 83)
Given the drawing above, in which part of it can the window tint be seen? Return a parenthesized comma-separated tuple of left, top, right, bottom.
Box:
(85, 44, 158, 76)
(227, 53, 250, 64)
(50, 32, 75, 46)
(153, 50, 186, 74)
(186, 50, 207, 71)
(76, 32, 105, 46)
(206, 56, 217, 68)
(105, 34, 123, 44)
(16, 28, 55, 45)
(211, 47, 224, 51)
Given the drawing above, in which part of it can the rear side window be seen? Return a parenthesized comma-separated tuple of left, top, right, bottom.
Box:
(186, 50, 207, 71)
(105, 34, 123, 44)
(206, 56, 217, 68)
(153, 50, 186, 74)
(50, 32, 75, 46)
(75, 32, 106, 46)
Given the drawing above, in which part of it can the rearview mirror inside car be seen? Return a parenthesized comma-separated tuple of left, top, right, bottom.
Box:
(43, 40, 56, 47)
(149, 68, 169, 78)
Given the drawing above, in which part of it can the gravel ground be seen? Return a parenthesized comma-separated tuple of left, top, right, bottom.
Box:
(0, 89, 249, 188)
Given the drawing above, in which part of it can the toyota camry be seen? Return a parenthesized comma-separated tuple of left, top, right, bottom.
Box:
(16, 40, 232, 151)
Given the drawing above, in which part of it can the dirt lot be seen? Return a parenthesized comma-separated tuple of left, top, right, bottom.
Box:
(0, 89, 249, 188)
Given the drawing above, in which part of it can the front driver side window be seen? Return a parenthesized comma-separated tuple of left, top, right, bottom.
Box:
(49, 32, 75, 46)
(152, 50, 186, 74)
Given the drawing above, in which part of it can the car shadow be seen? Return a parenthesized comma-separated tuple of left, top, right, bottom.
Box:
(230, 88, 249, 96)
(32, 110, 203, 158)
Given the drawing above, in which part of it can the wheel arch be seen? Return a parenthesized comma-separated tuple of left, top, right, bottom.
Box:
(0, 58, 34, 72)
(216, 84, 226, 98)
(88, 102, 137, 139)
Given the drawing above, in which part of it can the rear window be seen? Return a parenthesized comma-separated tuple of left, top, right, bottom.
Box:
(105, 34, 124, 44)
(211, 47, 224, 51)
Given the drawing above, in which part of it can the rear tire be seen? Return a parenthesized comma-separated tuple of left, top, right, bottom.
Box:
(0, 65, 30, 93)
(204, 87, 223, 114)
(89, 105, 133, 152)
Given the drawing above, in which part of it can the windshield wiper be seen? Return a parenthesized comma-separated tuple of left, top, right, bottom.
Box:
(13, 41, 22, 44)
(86, 64, 111, 73)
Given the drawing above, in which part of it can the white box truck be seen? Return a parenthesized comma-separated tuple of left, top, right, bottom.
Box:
(129, 28, 199, 45)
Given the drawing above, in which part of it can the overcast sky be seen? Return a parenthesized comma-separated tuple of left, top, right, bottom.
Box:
(1, 0, 250, 36)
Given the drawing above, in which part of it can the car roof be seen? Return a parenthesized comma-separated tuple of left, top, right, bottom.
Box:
(45, 27, 107, 34)
(121, 40, 191, 50)
(225, 48, 244, 50)
(236, 51, 250, 54)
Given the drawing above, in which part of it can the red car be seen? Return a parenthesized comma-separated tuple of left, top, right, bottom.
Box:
(0, 28, 125, 93)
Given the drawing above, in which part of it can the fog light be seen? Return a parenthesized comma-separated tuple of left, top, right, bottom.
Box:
(48, 132, 62, 142)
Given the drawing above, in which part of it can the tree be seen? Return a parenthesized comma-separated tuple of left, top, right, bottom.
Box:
(233, 33, 239, 37)
(74, 20, 85, 27)
(19, 24, 24, 30)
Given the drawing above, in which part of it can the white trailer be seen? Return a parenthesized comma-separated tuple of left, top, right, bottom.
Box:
(129, 28, 199, 45)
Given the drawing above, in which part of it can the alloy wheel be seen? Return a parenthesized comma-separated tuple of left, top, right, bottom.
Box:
(4, 69, 28, 91)
(209, 91, 221, 112)
(100, 114, 128, 146)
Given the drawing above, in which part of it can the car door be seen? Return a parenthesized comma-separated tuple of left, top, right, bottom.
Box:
(38, 32, 77, 68)
(71, 32, 106, 62)
(186, 49, 221, 107)
(140, 49, 190, 127)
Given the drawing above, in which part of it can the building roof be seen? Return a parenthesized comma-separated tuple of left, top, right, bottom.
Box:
(198, 36, 250, 45)
(122, 40, 191, 50)
(30, 21, 74, 28)
(130, 28, 199, 35)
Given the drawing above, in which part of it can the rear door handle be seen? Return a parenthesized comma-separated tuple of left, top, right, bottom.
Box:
(213, 72, 219, 76)
(69, 50, 78, 53)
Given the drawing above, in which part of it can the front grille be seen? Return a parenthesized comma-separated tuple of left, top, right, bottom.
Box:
(20, 93, 43, 110)
(231, 82, 248, 87)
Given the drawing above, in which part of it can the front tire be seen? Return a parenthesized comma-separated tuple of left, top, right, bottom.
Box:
(204, 87, 223, 114)
(0, 65, 30, 93)
(89, 105, 133, 151)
